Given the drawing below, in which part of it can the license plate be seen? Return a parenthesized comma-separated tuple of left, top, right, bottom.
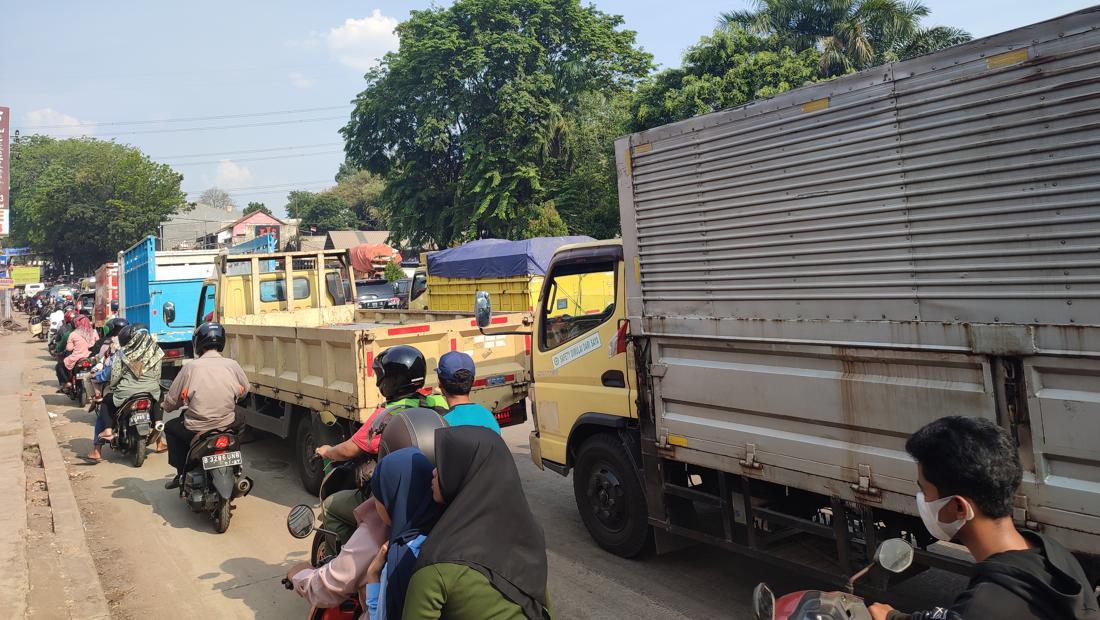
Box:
(76, 372, 90, 379)
(130, 411, 150, 425)
(487, 375, 506, 386)
(202, 451, 243, 470)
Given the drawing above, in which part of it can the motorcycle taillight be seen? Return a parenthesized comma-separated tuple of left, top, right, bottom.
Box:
(132, 399, 151, 411)
(214, 436, 229, 450)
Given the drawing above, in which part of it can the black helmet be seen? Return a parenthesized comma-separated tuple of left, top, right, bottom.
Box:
(378, 407, 449, 464)
(118, 322, 148, 346)
(193, 322, 226, 354)
(373, 345, 427, 400)
(105, 317, 129, 338)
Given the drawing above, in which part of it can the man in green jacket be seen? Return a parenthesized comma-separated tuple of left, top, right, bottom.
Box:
(314, 345, 446, 549)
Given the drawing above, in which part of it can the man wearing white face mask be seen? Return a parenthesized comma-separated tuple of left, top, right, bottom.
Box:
(870, 416, 1098, 620)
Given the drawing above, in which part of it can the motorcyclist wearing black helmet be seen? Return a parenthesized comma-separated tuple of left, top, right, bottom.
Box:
(314, 344, 447, 547)
(162, 322, 250, 490)
(92, 317, 128, 354)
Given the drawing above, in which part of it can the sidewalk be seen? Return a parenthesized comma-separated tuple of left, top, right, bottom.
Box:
(0, 330, 110, 620)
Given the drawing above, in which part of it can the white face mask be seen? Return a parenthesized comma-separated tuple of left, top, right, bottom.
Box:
(917, 491, 973, 541)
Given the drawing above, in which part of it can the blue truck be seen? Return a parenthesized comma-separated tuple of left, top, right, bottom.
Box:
(119, 236, 219, 369)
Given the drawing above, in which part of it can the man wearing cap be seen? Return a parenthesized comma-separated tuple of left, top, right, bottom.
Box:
(436, 351, 501, 434)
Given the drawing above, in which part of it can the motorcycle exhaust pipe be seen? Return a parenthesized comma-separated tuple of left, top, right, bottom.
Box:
(236, 477, 253, 497)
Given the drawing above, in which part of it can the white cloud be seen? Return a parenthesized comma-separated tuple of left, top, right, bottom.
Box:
(24, 108, 93, 137)
(288, 71, 314, 89)
(327, 11, 400, 71)
(214, 159, 252, 189)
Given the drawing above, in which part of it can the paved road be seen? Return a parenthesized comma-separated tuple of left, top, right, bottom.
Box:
(26, 345, 964, 619)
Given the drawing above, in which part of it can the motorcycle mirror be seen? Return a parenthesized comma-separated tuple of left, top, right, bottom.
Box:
(875, 538, 915, 574)
(287, 504, 316, 539)
(474, 291, 492, 329)
(751, 583, 775, 620)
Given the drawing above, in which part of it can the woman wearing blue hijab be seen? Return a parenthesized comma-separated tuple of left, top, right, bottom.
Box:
(366, 447, 441, 620)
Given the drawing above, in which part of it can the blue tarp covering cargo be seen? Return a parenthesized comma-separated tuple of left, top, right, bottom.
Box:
(427, 237, 593, 278)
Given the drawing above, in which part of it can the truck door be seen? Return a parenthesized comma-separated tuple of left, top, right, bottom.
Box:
(195, 282, 216, 324)
(532, 245, 631, 466)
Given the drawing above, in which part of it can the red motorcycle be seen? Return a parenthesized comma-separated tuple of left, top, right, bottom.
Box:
(753, 538, 915, 620)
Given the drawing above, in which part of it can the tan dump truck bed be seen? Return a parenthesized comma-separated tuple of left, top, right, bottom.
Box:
(617, 9, 1100, 556)
(224, 304, 531, 423)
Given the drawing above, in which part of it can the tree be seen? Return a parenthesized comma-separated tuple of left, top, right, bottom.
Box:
(523, 201, 568, 238)
(383, 261, 404, 283)
(9, 135, 184, 273)
(284, 190, 355, 235)
(199, 187, 236, 210)
(243, 201, 272, 216)
(721, 0, 969, 76)
(630, 28, 819, 130)
(342, 0, 652, 248)
(325, 168, 385, 229)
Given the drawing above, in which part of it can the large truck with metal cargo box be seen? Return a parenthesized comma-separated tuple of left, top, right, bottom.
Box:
(484, 9, 1100, 593)
(119, 236, 218, 368)
(93, 262, 118, 328)
(195, 248, 532, 494)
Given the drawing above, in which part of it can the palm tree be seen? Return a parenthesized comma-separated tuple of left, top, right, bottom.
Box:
(721, 0, 968, 76)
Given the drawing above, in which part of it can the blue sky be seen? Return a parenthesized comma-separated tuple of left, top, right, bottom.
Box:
(2, 1, 1094, 218)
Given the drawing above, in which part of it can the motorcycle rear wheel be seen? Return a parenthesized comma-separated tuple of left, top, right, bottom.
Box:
(133, 435, 146, 468)
(214, 498, 232, 534)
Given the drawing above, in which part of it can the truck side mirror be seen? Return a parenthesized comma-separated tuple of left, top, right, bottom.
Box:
(163, 301, 176, 324)
(475, 291, 492, 328)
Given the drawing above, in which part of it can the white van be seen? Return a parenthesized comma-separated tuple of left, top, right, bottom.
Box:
(24, 283, 45, 296)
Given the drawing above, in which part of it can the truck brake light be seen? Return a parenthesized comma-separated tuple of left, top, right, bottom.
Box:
(494, 400, 528, 428)
(164, 348, 182, 358)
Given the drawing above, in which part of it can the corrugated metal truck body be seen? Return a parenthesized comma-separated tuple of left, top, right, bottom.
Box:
(617, 9, 1100, 570)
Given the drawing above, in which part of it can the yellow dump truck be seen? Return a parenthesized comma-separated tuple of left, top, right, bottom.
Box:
(196, 249, 531, 493)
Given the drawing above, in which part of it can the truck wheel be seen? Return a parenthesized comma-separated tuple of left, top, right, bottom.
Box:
(573, 433, 651, 558)
(295, 416, 325, 496)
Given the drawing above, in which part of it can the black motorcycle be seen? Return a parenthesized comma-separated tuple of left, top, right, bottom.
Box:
(178, 426, 253, 533)
(105, 392, 159, 467)
(66, 357, 95, 406)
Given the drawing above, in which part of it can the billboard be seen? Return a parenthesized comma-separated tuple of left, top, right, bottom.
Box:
(254, 224, 280, 247)
(0, 106, 8, 236)
(11, 265, 41, 286)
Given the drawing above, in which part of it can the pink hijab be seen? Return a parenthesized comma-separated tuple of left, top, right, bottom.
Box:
(73, 315, 96, 343)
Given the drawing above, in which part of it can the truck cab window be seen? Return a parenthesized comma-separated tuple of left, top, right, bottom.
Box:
(260, 277, 311, 302)
(541, 263, 616, 350)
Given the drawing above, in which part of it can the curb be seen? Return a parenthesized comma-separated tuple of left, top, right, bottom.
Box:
(27, 380, 112, 619)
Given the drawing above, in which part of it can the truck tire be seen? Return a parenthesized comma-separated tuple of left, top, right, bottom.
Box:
(295, 415, 325, 496)
(573, 433, 651, 558)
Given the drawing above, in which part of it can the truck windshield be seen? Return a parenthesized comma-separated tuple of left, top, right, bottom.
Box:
(542, 263, 616, 350)
(260, 277, 311, 302)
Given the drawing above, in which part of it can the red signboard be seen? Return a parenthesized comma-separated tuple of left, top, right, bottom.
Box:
(0, 106, 9, 236)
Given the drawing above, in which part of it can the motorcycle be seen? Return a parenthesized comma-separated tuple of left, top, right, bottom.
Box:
(29, 315, 44, 339)
(282, 503, 364, 620)
(752, 538, 915, 620)
(177, 425, 253, 533)
(63, 357, 96, 405)
(104, 392, 161, 468)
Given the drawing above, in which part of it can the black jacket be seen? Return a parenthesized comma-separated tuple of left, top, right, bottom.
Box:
(890, 531, 1099, 620)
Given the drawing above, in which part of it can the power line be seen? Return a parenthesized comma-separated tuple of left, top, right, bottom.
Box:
(30, 115, 347, 137)
(21, 105, 353, 129)
(154, 142, 343, 159)
(167, 149, 342, 167)
(184, 179, 335, 193)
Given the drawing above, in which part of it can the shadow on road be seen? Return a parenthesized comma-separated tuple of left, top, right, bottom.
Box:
(203, 553, 312, 617)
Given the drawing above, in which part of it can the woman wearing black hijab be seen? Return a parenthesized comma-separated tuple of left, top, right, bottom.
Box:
(403, 426, 551, 619)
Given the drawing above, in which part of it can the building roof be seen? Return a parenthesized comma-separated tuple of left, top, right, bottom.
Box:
(298, 235, 328, 251)
(218, 210, 286, 233)
(159, 203, 241, 250)
(325, 230, 391, 250)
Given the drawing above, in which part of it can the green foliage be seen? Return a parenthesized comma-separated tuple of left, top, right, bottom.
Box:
(325, 168, 385, 229)
(285, 190, 356, 235)
(720, 0, 970, 76)
(631, 28, 819, 130)
(342, 0, 652, 248)
(9, 135, 184, 273)
(543, 91, 630, 239)
(524, 201, 568, 238)
(383, 260, 404, 283)
(243, 201, 272, 216)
